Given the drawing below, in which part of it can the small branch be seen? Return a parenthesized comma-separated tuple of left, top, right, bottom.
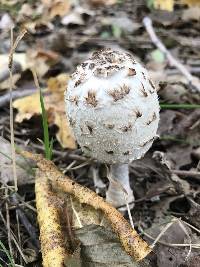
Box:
(11, 194, 40, 249)
(20, 150, 152, 262)
(5, 188, 13, 260)
(8, 27, 27, 192)
(172, 169, 200, 180)
(143, 17, 200, 93)
(0, 89, 36, 107)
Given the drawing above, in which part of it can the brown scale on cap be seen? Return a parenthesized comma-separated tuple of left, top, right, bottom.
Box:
(74, 79, 82, 87)
(140, 82, 148, 97)
(139, 136, 155, 147)
(83, 145, 92, 151)
(86, 124, 94, 135)
(142, 72, 146, 80)
(127, 68, 136, 76)
(149, 79, 156, 93)
(89, 63, 95, 70)
(123, 151, 131, 155)
(85, 91, 98, 107)
(104, 123, 115, 129)
(146, 112, 157, 125)
(69, 95, 79, 106)
(105, 150, 114, 154)
(109, 84, 130, 102)
(120, 123, 132, 132)
(68, 117, 76, 127)
(94, 68, 106, 77)
(81, 63, 88, 68)
(135, 109, 142, 118)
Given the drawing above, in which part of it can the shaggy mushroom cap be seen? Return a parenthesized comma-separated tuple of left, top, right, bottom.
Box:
(65, 48, 160, 164)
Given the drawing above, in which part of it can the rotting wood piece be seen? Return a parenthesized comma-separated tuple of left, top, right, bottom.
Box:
(21, 150, 152, 262)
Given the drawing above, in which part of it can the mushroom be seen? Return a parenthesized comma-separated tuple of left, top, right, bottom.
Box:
(65, 48, 160, 209)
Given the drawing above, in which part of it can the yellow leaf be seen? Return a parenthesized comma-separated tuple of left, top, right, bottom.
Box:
(13, 93, 41, 122)
(47, 73, 69, 96)
(13, 73, 76, 149)
(54, 112, 76, 149)
(154, 0, 174, 11)
(182, 0, 200, 6)
(89, 0, 117, 5)
(42, 0, 71, 18)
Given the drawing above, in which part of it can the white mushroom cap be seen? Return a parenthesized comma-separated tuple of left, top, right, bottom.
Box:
(65, 48, 159, 164)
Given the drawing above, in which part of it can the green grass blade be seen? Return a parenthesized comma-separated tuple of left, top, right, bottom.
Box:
(0, 240, 15, 267)
(39, 88, 53, 160)
(160, 103, 200, 109)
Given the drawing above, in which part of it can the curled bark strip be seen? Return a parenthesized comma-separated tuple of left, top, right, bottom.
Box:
(21, 150, 151, 261)
(35, 170, 69, 267)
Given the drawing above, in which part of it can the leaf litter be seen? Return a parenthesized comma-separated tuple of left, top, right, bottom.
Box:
(0, 0, 200, 266)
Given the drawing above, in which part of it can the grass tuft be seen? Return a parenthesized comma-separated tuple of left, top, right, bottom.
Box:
(32, 70, 53, 160)
(0, 240, 15, 267)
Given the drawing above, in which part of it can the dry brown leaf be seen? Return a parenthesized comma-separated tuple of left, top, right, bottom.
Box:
(54, 112, 76, 149)
(154, 0, 174, 11)
(0, 53, 27, 90)
(13, 73, 76, 149)
(154, 0, 200, 11)
(182, 0, 200, 6)
(88, 0, 117, 6)
(26, 49, 60, 78)
(42, 0, 71, 18)
(48, 73, 68, 96)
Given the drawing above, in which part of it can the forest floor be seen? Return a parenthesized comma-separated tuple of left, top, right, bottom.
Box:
(0, 0, 200, 266)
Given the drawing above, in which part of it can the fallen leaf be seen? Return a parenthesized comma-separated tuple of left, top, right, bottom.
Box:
(182, 0, 200, 7)
(0, 137, 34, 185)
(154, 0, 174, 11)
(146, 217, 200, 267)
(88, 0, 117, 6)
(75, 225, 148, 267)
(0, 53, 27, 90)
(42, 0, 71, 18)
(26, 49, 59, 78)
(54, 112, 76, 149)
(13, 73, 77, 149)
(182, 6, 200, 20)
(61, 6, 94, 26)
(61, 12, 84, 26)
(48, 73, 69, 96)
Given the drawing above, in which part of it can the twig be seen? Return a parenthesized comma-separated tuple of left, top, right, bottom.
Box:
(139, 228, 200, 249)
(150, 218, 176, 249)
(0, 89, 36, 107)
(16, 211, 23, 265)
(70, 196, 83, 228)
(178, 220, 192, 260)
(172, 169, 200, 180)
(0, 61, 22, 83)
(0, 211, 28, 263)
(5, 188, 13, 260)
(143, 17, 200, 93)
(20, 150, 152, 262)
(8, 28, 27, 192)
(11, 194, 40, 249)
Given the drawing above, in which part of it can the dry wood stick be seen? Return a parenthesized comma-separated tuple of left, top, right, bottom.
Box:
(20, 150, 152, 262)
(143, 17, 200, 93)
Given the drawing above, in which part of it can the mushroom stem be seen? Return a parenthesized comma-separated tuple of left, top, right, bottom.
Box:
(106, 163, 135, 209)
